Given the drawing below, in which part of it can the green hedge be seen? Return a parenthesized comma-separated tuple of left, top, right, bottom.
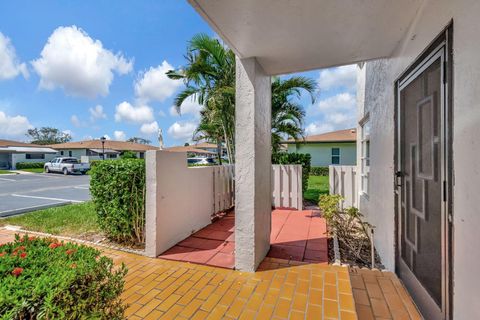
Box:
(0, 234, 127, 319)
(310, 166, 329, 176)
(272, 152, 311, 193)
(15, 162, 45, 169)
(90, 159, 145, 244)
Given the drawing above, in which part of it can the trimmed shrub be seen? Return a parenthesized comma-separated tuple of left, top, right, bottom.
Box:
(90, 159, 145, 244)
(120, 151, 137, 159)
(15, 162, 44, 169)
(0, 234, 127, 319)
(272, 152, 311, 193)
(310, 166, 329, 176)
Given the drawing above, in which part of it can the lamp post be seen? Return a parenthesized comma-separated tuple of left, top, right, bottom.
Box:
(100, 136, 106, 160)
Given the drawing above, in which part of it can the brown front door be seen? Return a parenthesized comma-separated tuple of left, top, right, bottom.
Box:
(396, 30, 452, 320)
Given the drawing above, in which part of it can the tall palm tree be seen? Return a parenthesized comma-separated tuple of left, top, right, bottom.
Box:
(271, 76, 317, 152)
(167, 34, 317, 161)
(166, 34, 236, 163)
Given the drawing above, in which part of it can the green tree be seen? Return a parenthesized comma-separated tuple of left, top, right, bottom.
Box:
(27, 127, 72, 145)
(167, 34, 236, 163)
(126, 137, 151, 145)
(271, 76, 316, 152)
(168, 34, 316, 160)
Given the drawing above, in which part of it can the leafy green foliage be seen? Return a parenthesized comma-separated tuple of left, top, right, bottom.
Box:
(319, 194, 376, 266)
(310, 166, 329, 176)
(120, 151, 137, 159)
(0, 234, 127, 319)
(126, 137, 151, 145)
(272, 152, 311, 193)
(90, 159, 145, 244)
(26, 127, 72, 145)
(15, 162, 45, 169)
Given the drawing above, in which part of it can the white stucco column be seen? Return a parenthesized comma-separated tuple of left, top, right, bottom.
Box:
(235, 56, 272, 272)
(145, 150, 161, 257)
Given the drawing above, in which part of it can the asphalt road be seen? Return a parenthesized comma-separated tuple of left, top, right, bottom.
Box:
(0, 173, 91, 217)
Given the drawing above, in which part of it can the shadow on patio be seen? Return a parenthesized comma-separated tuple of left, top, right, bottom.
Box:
(158, 209, 328, 269)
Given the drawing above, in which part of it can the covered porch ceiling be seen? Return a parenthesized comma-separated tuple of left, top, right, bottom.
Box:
(188, 0, 423, 75)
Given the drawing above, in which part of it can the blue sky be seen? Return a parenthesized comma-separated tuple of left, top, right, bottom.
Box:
(0, 0, 357, 147)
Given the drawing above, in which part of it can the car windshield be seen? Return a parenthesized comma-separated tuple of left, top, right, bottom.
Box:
(187, 158, 200, 164)
(205, 158, 215, 163)
(62, 158, 79, 164)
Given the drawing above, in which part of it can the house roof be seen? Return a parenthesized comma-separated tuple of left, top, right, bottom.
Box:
(0, 139, 58, 153)
(284, 128, 357, 144)
(0, 139, 43, 148)
(48, 140, 158, 152)
(165, 146, 216, 155)
(193, 142, 218, 149)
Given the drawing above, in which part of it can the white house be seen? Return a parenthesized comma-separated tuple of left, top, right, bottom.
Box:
(0, 139, 57, 169)
(285, 128, 357, 166)
(163, 1, 480, 318)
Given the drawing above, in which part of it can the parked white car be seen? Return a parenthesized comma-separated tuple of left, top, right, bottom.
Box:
(44, 157, 90, 175)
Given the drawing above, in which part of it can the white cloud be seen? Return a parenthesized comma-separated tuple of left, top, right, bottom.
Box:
(62, 129, 73, 137)
(305, 122, 335, 135)
(169, 98, 202, 118)
(31, 25, 133, 98)
(140, 121, 159, 135)
(114, 130, 126, 141)
(167, 121, 197, 140)
(318, 64, 357, 92)
(83, 135, 93, 140)
(102, 134, 111, 140)
(114, 101, 154, 124)
(70, 115, 82, 127)
(89, 104, 106, 121)
(134, 61, 182, 103)
(316, 92, 355, 112)
(0, 111, 32, 138)
(0, 32, 29, 80)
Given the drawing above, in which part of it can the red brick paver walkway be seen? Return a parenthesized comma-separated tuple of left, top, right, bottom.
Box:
(159, 209, 328, 269)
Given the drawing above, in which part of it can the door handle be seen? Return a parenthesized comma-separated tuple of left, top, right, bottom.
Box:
(395, 171, 403, 188)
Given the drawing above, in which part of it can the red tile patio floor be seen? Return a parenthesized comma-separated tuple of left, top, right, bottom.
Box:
(158, 209, 328, 269)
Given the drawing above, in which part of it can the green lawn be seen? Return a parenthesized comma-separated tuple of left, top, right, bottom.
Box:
(19, 168, 45, 173)
(304, 175, 329, 203)
(0, 202, 100, 237)
(0, 170, 15, 174)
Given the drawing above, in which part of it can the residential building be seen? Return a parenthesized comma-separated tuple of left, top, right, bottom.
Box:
(284, 128, 356, 166)
(164, 145, 216, 157)
(182, 1, 480, 318)
(48, 140, 158, 162)
(0, 139, 57, 169)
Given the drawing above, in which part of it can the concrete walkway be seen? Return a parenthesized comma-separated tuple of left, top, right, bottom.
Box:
(0, 228, 421, 319)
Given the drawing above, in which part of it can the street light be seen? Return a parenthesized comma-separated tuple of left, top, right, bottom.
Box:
(100, 136, 106, 160)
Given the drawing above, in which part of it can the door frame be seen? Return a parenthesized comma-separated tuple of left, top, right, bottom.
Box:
(394, 24, 453, 320)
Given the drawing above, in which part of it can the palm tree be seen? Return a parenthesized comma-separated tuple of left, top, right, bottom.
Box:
(166, 34, 236, 163)
(167, 34, 317, 161)
(271, 76, 317, 152)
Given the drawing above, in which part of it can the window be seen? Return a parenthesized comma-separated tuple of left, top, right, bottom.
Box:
(107, 154, 117, 159)
(361, 120, 371, 195)
(68, 150, 72, 157)
(60, 151, 64, 156)
(26, 153, 45, 160)
(331, 148, 340, 165)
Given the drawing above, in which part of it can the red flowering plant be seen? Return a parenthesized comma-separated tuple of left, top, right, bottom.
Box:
(0, 234, 127, 320)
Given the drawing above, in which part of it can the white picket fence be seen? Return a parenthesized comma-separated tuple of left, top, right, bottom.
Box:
(272, 164, 303, 210)
(213, 165, 235, 214)
(329, 165, 357, 208)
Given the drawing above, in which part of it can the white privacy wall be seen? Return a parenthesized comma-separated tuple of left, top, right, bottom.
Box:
(361, 0, 480, 318)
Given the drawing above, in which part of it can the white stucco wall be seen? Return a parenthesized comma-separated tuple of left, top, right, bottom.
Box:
(361, 1, 480, 318)
(10, 153, 57, 169)
(288, 142, 356, 166)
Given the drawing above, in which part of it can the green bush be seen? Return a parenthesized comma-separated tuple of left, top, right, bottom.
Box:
(310, 166, 329, 176)
(272, 152, 311, 193)
(0, 234, 127, 320)
(15, 162, 45, 169)
(120, 151, 137, 159)
(90, 159, 145, 244)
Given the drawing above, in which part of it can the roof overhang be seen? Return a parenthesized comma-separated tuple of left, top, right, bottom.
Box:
(0, 146, 58, 154)
(188, 0, 422, 75)
(89, 148, 121, 154)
